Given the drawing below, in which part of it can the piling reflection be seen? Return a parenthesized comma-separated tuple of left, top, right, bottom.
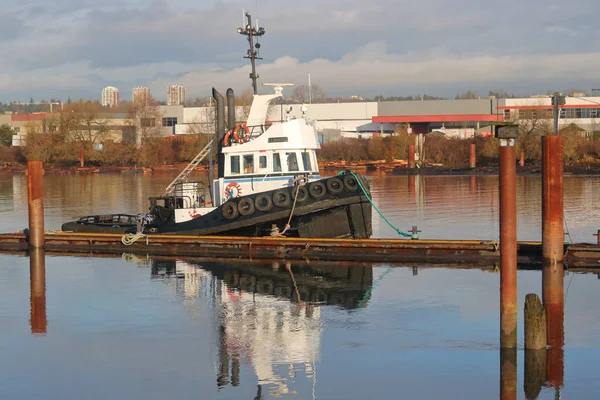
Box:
(150, 258, 373, 397)
(29, 248, 47, 334)
(524, 350, 546, 400)
(542, 263, 565, 390)
(500, 348, 517, 400)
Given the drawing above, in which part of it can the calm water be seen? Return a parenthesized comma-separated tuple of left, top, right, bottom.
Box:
(1, 172, 600, 399)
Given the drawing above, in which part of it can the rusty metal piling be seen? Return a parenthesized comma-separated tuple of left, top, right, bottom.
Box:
(29, 248, 47, 334)
(469, 143, 476, 168)
(519, 151, 525, 167)
(27, 161, 45, 249)
(408, 145, 416, 169)
(542, 136, 564, 264)
(500, 141, 517, 348)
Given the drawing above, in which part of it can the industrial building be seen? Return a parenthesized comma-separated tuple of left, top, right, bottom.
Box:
(5, 93, 600, 147)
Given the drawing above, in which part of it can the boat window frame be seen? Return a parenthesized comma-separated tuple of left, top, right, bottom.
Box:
(273, 153, 282, 172)
(258, 154, 268, 170)
(286, 151, 299, 172)
(230, 155, 240, 175)
(301, 151, 312, 172)
(243, 154, 255, 174)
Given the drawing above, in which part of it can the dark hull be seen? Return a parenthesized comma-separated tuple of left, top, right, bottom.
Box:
(62, 173, 373, 239)
(150, 172, 372, 238)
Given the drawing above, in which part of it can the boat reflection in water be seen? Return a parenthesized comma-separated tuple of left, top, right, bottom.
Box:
(149, 257, 373, 397)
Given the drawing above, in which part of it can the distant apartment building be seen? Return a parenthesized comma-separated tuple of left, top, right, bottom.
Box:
(167, 85, 186, 106)
(101, 86, 120, 107)
(132, 86, 151, 105)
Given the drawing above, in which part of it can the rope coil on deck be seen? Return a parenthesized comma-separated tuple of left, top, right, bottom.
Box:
(121, 233, 149, 246)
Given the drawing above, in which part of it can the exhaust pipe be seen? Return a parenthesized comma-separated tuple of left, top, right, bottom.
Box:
(226, 88, 236, 131)
(212, 88, 226, 178)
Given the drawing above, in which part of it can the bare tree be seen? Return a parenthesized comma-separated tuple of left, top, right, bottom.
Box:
(456, 90, 478, 99)
(291, 84, 326, 103)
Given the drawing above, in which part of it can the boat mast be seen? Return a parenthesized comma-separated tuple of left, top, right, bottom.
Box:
(237, 12, 265, 95)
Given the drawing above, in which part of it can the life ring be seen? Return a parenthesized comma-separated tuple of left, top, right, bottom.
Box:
(224, 182, 242, 200)
(227, 286, 242, 302)
(233, 124, 249, 143)
(223, 129, 234, 147)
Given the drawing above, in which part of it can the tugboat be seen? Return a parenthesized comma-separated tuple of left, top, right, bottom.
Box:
(61, 13, 372, 239)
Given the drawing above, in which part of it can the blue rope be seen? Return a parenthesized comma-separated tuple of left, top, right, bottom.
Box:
(357, 267, 393, 308)
(340, 170, 416, 239)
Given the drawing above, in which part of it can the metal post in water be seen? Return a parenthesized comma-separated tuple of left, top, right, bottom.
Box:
(27, 161, 45, 249)
(408, 145, 416, 169)
(79, 149, 84, 168)
(519, 151, 525, 167)
(29, 248, 47, 334)
(543, 262, 564, 390)
(542, 136, 564, 264)
(594, 229, 600, 246)
(499, 133, 517, 348)
(469, 143, 476, 168)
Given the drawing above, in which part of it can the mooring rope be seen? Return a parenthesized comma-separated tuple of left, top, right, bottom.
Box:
(340, 170, 415, 239)
(285, 261, 303, 304)
(271, 176, 308, 237)
(357, 267, 393, 308)
(121, 233, 148, 246)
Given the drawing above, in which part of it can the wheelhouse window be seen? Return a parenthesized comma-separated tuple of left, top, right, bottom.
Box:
(273, 153, 282, 172)
(259, 155, 267, 169)
(286, 152, 299, 172)
(243, 154, 254, 174)
(230, 155, 240, 175)
(301, 152, 312, 171)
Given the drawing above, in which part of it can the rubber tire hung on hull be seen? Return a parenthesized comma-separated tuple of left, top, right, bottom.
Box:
(221, 201, 239, 220)
(308, 181, 326, 199)
(273, 190, 292, 208)
(237, 198, 255, 216)
(294, 186, 309, 202)
(254, 194, 273, 212)
(343, 174, 359, 191)
(326, 177, 344, 194)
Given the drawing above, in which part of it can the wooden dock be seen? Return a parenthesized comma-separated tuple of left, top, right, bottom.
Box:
(0, 231, 598, 267)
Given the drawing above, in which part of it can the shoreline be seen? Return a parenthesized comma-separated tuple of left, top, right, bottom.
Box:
(2, 161, 600, 176)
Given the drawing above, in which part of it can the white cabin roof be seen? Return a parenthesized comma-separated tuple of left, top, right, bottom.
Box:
(222, 119, 320, 153)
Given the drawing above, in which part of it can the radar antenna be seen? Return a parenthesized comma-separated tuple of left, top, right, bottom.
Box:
(237, 12, 265, 95)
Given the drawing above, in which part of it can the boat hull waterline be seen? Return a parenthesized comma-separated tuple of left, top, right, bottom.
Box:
(61, 172, 373, 239)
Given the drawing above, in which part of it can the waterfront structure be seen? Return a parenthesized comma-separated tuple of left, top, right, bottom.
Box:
(167, 85, 186, 106)
(101, 86, 120, 107)
(132, 86, 151, 105)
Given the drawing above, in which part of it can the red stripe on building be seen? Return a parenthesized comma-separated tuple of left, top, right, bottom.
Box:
(497, 104, 600, 110)
(372, 114, 504, 123)
(11, 113, 47, 122)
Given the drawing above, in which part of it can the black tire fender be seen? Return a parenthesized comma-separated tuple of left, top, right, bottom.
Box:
(293, 186, 309, 202)
(255, 194, 273, 212)
(273, 189, 292, 208)
(326, 177, 344, 194)
(308, 181, 327, 199)
(221, 201, 239, 220)
(237, 197, 255, 216)
(343, 174, 359, 191)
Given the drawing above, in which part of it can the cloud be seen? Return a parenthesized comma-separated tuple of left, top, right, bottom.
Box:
(0, 0, 598, 101)
(146, 43, 600, 98)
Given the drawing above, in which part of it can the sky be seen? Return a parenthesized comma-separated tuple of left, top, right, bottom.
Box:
(1, 0, 599, 102)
